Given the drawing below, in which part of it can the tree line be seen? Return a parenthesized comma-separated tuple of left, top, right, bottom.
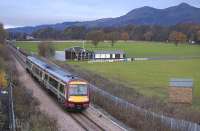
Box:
(7, 23, 200, 45)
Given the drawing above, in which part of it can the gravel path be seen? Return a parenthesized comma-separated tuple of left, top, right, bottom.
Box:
(13, 51, 127, 131)
(14, 57, 84, 131)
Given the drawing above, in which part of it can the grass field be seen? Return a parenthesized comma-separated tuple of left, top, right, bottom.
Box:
(69, 60, 200, 107)
(16, 41, 200, 107)
(16, 41, 200, 57)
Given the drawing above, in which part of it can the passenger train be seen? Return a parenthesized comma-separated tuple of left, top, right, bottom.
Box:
(25, 56, 90, 110)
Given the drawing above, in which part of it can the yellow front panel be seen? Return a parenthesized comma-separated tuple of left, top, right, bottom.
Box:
(68, 96, 89, 103)
(69, 81, 87, 85)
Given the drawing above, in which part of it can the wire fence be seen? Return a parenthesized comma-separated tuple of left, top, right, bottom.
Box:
(8, 42, 200, 131)
(8, 81, 16, 131)
(89, 84, 200, 131)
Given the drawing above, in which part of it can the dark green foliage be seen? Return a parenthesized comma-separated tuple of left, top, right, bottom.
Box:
(8, 23, 200, 45)
(64, 26, 87, 40)
(33, 27, 64, 40)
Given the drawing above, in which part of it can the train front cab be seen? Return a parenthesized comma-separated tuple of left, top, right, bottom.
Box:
(64, 80, 90, 110)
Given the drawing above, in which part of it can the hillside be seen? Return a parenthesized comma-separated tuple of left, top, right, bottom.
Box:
(8, 3, 200, 34)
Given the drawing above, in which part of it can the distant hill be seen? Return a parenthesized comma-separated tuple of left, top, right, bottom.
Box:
(7, 3, 200, 34)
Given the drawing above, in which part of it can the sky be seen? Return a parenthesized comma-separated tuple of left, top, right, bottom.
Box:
(0, 0, 200, 28)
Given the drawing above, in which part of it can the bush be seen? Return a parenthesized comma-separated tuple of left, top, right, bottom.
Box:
(13, 76, 59, 131)
(6, 50, 59, 131)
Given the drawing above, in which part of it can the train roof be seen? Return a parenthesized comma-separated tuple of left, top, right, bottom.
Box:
(27, 56, 78, 83)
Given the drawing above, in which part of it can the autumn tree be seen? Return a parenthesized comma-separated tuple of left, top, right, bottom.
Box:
(0, 70, 7, 88)
(0, 23, 8, 88)
(86, 30, 104, 47)
(169, 31, 187, 46)
(121, 32, 129, 41)
(38, 41, 55, 58)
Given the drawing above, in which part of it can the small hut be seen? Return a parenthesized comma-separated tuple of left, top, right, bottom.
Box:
(65, 47, 93, 60)
(93, 50, 126, 60)
(169, 78, 193, 104)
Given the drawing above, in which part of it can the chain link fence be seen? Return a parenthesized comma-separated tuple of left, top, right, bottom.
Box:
(89, 84, 200, 131)
(8, 82, 16, 131)
(8, 42, 200, 130)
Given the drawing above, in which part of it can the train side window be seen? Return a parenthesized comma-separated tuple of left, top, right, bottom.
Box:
(49, 77, 58, 89)
(44, 74, 48, 81)
(60, 84, 64, 94)
(33, 67, 36, 73)
(34, 67, 40, 75)
(26, 60, 31, 68)
(39, 71, 42, 77)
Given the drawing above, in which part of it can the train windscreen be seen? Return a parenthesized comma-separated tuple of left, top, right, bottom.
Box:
(69, 84, 88, 96)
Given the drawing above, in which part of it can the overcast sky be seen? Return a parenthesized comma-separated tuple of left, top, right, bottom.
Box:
(1, 0, 200, 28)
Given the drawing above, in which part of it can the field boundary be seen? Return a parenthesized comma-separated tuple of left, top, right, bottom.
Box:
(89, 83, 200, 131)
(9, 42, 200, 130)
(8, 81, 16, 131)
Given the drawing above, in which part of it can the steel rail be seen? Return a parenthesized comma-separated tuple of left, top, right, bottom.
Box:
(9, 44, 106, 131)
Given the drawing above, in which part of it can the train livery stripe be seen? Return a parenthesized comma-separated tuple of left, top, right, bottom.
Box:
(68, 96, 89, 103)
(69, 81, 87, 85)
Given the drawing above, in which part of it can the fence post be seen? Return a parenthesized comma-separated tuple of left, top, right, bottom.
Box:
(89, 82, 200, 131)
(194, 124, 197, 131)
(170, 118, 172, 130)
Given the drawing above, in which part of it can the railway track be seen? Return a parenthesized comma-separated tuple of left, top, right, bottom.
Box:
(69, 113, 105, 131)
(8, 44, 107, 131)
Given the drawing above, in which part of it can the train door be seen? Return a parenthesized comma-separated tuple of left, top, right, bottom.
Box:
(65, 84, 68, 102)
(43, 73, 49, 89)
(57, 83, 65, 104)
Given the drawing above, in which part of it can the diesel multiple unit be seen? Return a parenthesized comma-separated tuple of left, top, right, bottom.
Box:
(26, 56, 90, 110)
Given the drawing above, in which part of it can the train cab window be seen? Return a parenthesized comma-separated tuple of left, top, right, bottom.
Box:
(49, 77, 58, 89)
(69, 84, 88, 96)
(59, 84, 65, 94)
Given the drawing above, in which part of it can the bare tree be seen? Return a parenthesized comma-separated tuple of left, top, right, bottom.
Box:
(107, 32, 119, 47)
(197, 30, 200, 43)
(144, 31, 154, 41)
(86, 30, 104, 47)
(38, 41, 55, 58)
(169, 31, 187, 46)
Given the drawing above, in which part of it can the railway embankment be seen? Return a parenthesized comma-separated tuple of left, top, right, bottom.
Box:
(9, 42, 200, 130)
(10, 44, 126, 131)
(56, 61, 200, 131)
